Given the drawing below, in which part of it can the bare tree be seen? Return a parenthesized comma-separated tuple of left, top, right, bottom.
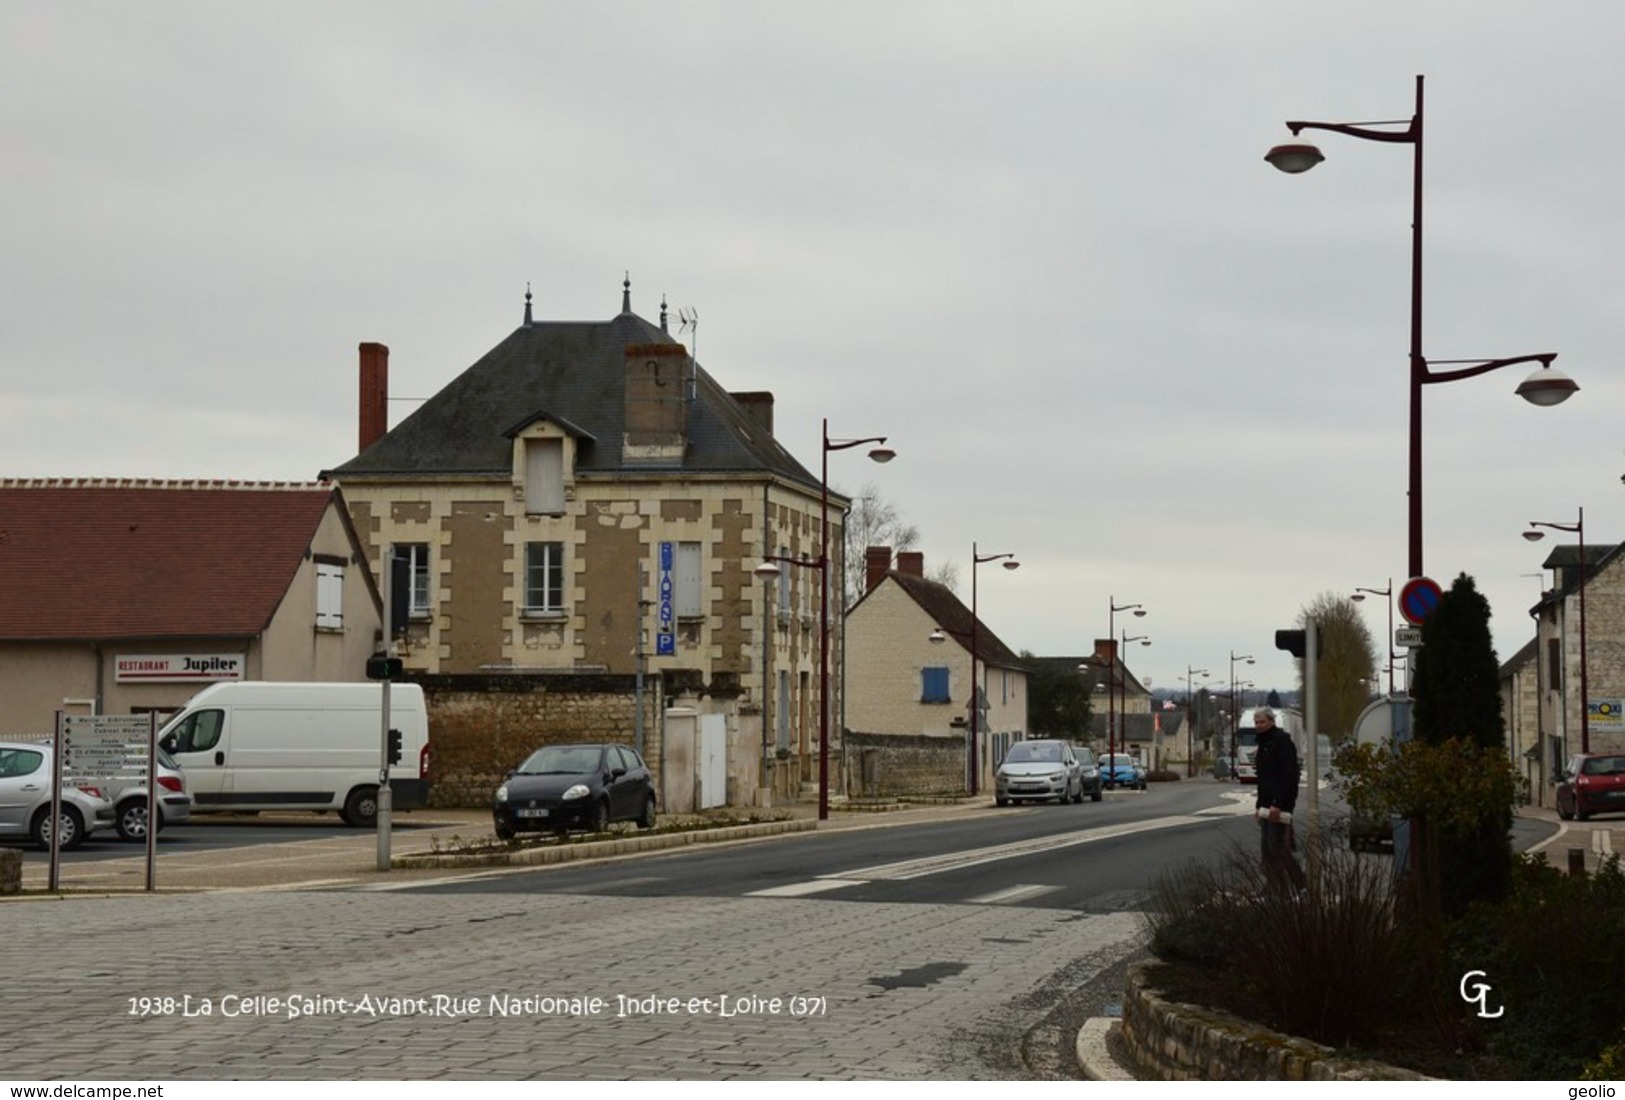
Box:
(836, 482, 955, 606)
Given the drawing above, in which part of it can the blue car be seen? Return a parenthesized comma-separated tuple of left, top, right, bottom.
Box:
(1102, 753, 1146, 790)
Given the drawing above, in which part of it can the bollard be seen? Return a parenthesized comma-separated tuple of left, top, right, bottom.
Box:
(1568, 847, 1586, 876)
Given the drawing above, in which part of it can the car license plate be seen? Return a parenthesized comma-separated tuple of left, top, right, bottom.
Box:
(516, 808, 549, 819)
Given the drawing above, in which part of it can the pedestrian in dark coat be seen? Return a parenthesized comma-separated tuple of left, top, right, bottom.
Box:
(1253, 707, 1307, 892)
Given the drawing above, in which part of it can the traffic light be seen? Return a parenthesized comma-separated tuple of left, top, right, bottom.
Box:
(366, 654, 403, 680)
(386, 728, 403, 766)
(1274, 629, 1323, 659)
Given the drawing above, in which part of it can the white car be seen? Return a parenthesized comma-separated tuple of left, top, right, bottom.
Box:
(0, 740, 116, 850)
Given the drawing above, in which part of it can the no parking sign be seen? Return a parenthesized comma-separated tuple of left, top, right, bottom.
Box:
(1398, 577, 1443, 625)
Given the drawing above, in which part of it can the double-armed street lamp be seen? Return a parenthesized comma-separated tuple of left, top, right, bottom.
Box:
(1524, 508, 1590, 753)
(1105, 599, 1147, 775)
(1228, 651, 1254, 765)
(754, 419, 894, 821)
(1184, 666, 1209, 777)
(1266, 75, 1577, 580)
(1350, 579, 1396, 696)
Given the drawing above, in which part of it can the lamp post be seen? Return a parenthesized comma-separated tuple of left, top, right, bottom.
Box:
(756, 420, 893, 822)
(1524, 508, 1589, 753)
(1267, 75, 1576, 580)
(968, 545, 1019, 795)
(1117, 630, 1151, 775)
(1107, 598, 1147, 781)
(1228, 651, 1254, 768)
(1351, 579, 1396, 696)
(1184, 666, 1209, 777)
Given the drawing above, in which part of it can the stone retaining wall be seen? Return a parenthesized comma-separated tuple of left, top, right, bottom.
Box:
(846, 730, 966, 798)
(1120, 963, 1432, 1081)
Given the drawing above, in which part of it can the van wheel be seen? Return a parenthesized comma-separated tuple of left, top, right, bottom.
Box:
(343, 787, 379, 828)
(117, 798, 158, 843)
(32, 805, 86, 851)
(636, 796, 657, 830)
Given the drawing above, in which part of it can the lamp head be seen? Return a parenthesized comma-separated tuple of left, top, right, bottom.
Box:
(1350, 592, 1366, 603)
(868, 445, 896, 464)
(928, 628, 947, 645)
(1515, 365, 1579, 408)
(1265, 140, 1325, 174)
(1002, 559, 1020, 571)
(1132, 608, 1146, 618)
(1523, 529, 1546, 543)
(752, 561, 782, 579)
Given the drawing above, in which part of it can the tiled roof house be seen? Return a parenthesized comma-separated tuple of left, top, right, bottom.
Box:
(0, 480, 381, 733)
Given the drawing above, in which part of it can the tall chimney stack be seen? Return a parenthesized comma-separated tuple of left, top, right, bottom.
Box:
(359, 342, 389, 453)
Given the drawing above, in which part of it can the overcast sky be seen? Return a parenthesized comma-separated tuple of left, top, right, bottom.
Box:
(6, 2, 1622, 700)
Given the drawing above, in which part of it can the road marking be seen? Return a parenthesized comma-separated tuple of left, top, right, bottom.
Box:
(1596, 831, 1614, 857)
(746, 878, 868, 898)
(833, 815, 1207, 881)
(965, 883, 1058, 906)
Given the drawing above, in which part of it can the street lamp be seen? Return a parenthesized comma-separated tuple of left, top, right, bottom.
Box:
(1184, 666, 1209, 777)
(1267, 75, 1576, 580)
(1350, 579, 1396, 696)
(1228, 651, 1254, 768)
(1115, 631, 1151, 776)
(756, 419, 893, 822)
(1106, 598, 1148, 779)
(930, 544, 1019, 796)
(1524, 508, 1590, 753)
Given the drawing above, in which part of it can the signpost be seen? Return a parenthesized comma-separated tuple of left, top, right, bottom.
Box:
(1398, 576, 1443, 625)
(57, 712, 160, 890)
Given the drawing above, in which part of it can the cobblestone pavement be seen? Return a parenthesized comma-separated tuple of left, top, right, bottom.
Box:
(3, 887, 1145, 1080)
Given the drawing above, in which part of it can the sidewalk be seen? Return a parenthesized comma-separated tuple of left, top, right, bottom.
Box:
(12, 795, 992, 895)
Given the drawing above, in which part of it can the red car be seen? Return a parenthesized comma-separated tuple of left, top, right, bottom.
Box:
(1556, 753, 1625, 822)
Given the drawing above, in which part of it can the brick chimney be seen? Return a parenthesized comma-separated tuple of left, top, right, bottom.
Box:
(731, 392, 774, 437)
(1093, 638, 1118, 669)
(623, 344, 690, 464)
(358, 342, 389, 453)
(897, 551, 924, 577)
(865, 546, 892, 593)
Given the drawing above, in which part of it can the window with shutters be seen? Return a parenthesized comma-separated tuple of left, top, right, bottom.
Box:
(316, 560, 344, 630)
(524, 438, 565, 514)
(921, 666, 950, 704)
(674, 541, 703, 619)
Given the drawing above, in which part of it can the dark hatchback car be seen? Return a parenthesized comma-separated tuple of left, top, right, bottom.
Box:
(493, 743, 657, 839)
(1557, 752, 1625, 822)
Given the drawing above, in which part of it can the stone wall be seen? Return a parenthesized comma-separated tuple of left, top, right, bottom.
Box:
(414, 672, 664, 807)
(846, 730, 966, 798)
(1119, 963, 1431, 1081)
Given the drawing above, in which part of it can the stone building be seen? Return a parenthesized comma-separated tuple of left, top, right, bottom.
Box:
(319, 281, 840, 807)
(1519, 541, 1625, 798)
(844, 548, 1029, 795)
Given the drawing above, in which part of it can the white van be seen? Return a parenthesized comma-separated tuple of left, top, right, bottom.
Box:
(157, 682, 431, 827)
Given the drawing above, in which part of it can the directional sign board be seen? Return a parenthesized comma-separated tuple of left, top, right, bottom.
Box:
(1398, 576, 1444, 625)
(59, 714, 153, 783)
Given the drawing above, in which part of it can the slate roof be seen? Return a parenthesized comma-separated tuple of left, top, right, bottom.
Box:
(859, 571, 1027, 671)
(1533, 542, 1622, 615)
(0, 480, 349, 641)
(321, 305, 823, 494)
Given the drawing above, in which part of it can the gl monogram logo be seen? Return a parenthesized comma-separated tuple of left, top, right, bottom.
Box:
(1458, 970, 1504, 1019)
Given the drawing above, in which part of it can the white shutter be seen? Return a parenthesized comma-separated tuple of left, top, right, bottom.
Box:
(524, 439, 565, 514)
(316, 562, 344, 629)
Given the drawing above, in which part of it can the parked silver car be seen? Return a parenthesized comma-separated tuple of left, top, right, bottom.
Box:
(104, 746, 192, 842)
(995, 739, 1085, 805)
(0, 740, 116, 850)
